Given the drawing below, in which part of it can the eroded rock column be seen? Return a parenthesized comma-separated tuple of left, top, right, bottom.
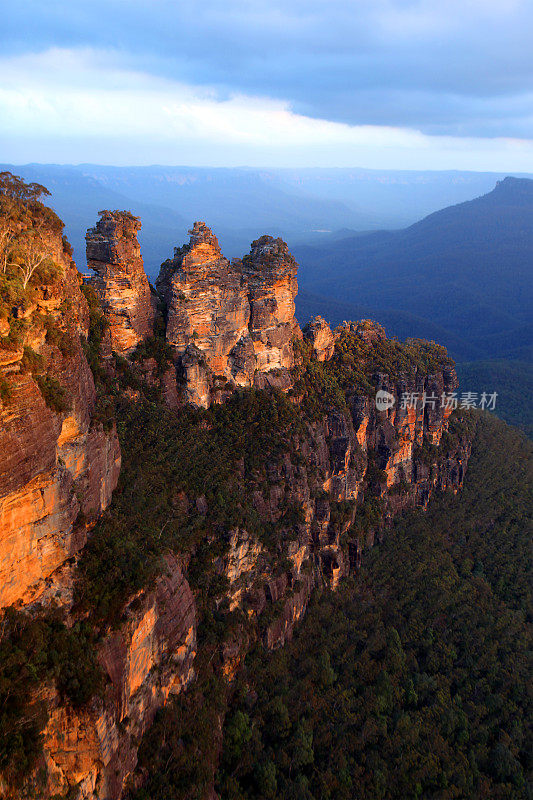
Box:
(86, 211, 155, 354)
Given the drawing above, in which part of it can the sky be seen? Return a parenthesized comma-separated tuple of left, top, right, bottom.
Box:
(1, 0, 532, 170)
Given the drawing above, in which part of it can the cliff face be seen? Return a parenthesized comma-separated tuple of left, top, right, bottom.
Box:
(219, 340, 468, 650)
(158, 222, 251, 406)
(86, 211, 155, 354)
(1, 190, 474, 800)
(303, 315, 336, 361)
(157, 225, 300, 407)
(38, 556, 196, 800)
(0, 211, 120, 609)
(241, 235, 299, 386)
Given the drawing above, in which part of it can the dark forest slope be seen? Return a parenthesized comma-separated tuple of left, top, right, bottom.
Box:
(217, 413, 533, 800)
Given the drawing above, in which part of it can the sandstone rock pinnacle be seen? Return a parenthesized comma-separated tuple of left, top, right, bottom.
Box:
(86, 210, 155, 353)
(157, 225, 300, 407)
(303, 316, 335, 361)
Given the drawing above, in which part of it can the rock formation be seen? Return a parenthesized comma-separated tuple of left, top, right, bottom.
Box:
(157, 225, 301, 406)
(86, 211, 155, 354)
(39, 556, 196, 800)
(0, 187, 474, 800)
(303, 315, 336, 361)
(217, 349, 467, 652)
(0, 212, 121, 609)
(157, 222, 251, 405)
(241, 235, 299, 383)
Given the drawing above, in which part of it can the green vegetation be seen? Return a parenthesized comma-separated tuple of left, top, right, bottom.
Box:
(44, 314, 77, 357)
(292, 328, 453, 418)
(4, 172, 527, 797)
(0, 609, 103, 786)
(0, 173, 76, 417)
(20, 344, 44, 373)
(75, 389, 304, 624)
(241, 236, 297, 270)
(129, 320, 174, 375)
(128, 657, 229, 800)
(0, 375, 10, 402)
(36, 374, 70, 413)
(0, 171, 63, 320)
(81, 282, 109, 375)
(216, 413, 532, 799)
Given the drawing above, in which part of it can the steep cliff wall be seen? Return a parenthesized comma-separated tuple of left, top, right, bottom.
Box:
(21, 308, 469, 799)
(36, 556, 196, 800)
(241, 234, 299, 387)
(219, 328, 469, 648)
(121, 322, 471, 798)
(0, 194, 121, 609)
(157, 222, 251, 406)
(86, 211, 155, 355)
(303, 315, 336, 361)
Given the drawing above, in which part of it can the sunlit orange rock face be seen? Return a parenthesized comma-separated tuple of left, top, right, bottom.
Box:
(0, 227, 121, 609)
(157, 224, 300, 407)
(303, 316, 336, 361)
(158, 222, 251, 406)
(213, 319, 467, 649)
(39, 556, 196, 800)
(0, 193, 474, 800)
(242, 234, 299, 381)
(86, 211, 156, 354)
(352, 361, 461, 500)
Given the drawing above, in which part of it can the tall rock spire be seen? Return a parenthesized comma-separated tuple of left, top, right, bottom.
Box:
(242, 235, 299, 383)
(86, 210, 155, 353)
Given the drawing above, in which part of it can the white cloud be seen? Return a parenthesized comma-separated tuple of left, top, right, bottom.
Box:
(0, 47, 532, 171)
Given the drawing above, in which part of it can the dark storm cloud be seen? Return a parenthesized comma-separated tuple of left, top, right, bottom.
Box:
(2, 0, 532, 138)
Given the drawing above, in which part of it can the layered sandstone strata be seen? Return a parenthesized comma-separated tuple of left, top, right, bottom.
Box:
(217, 329, 467, 648)
(86, 211, 155, 354)
(158, 222, 251, 405)
(157, 224, 301, 406)
(24, 557, 196, 800)
(1, 193, 473, 800)
(0, 223, 121, 609)
(242, 235, 300, 387)
(303, 315, 336, 361)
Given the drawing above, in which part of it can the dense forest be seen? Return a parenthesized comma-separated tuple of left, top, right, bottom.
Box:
(213, 413, 532, 800)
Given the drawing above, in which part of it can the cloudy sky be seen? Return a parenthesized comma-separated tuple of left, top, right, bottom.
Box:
(1, 0, 532, 170)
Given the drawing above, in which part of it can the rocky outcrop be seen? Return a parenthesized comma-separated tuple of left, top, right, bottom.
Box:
(303, 315, 335, 361)
(20, 557, 196, 800)
(241, 235, 300, 382)
(0, 221, 121, 610)
(212, 339, 468, 651)
(347, 318, 387, 344)
(86, 211, 155, 354)
(157, 225, 300, 407)
(0, 192, 473, 800)
(158, 222, 250, 406)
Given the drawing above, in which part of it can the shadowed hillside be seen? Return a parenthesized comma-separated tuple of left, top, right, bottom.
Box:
(294, 177, 533, 362)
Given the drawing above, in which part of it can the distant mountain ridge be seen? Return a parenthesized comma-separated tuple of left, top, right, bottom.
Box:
(2, 164, 531, 281)
(3, 164, 530, 364)
(294, 177, 533, 362)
